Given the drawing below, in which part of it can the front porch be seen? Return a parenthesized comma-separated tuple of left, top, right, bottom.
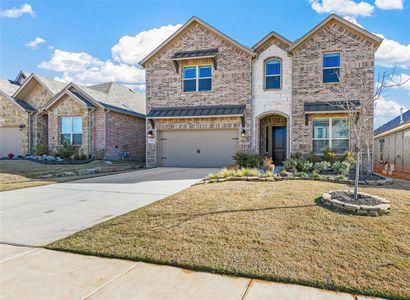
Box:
(256, 113, 290, 165)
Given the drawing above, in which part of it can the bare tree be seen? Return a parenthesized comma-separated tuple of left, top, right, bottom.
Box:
(331, 67, 408, 199)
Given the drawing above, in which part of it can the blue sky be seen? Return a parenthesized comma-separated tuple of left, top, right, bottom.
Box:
(1, 0, 409, 127)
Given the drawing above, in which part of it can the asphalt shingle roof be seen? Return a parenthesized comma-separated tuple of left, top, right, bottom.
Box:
(0, 79, 20, 96)
(147, 104, 246, 118)
(374, 109, 410, 136)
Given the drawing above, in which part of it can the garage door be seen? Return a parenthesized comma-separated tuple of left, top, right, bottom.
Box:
(160, 129, 239, 167)
(0, 127, 23, 158)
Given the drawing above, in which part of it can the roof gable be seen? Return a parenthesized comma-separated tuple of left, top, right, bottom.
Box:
(0, 89, 35, 113)
(139, 16, 255, 66)
(13, 73, 65, 99)
(289, 14, 382, 53)
(252, 31, 291, 53)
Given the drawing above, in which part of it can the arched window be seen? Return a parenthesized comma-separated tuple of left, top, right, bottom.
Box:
(265, 59, 281, 89)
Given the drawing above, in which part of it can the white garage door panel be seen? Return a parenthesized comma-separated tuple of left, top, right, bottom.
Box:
(0, 128, 23, 157)
(160, 130, 239, 167)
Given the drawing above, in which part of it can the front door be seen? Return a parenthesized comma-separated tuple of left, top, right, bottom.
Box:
(272, 126, 286, 164)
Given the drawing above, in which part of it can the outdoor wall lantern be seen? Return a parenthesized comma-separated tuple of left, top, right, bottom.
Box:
(147, 130, 155, 139)
(18, 124, 26, 131)
(241, 129, 246, 137)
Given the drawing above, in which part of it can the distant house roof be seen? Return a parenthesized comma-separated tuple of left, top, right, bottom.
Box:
(0, 79, 20, 96)
(147, 104, 246, 118)
(172, 48, 218, 60)
(374, 109, 410, 137)
(304, 100, 361, 113)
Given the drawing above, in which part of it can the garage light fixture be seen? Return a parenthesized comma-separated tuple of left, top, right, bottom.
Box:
(18, 124, 26, 130)
(147, 130, 155, 138)
(241, 129, 246, 137)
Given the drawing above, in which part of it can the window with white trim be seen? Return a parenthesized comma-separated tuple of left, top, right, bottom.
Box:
(323, 52, 340, 83)
(183, 65, 212, 92)
(60, 116, 82, 145)
(313, 118, 348, 154)
(265, 59, 281, 89)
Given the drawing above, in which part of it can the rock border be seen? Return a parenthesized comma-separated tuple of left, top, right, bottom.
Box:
(198, 174, 393, 186)
(39, 165, 143, 179)
(321, 190, 390, 216)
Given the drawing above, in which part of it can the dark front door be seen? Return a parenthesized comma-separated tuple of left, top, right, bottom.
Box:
(272, 126, 286, 164)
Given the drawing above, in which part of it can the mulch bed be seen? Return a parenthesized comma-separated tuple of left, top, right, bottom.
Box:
(330, 191, 384, 206)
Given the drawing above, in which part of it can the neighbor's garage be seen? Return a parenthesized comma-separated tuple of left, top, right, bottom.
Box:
(159, 129, 239, 167)
(0, 127, 23, 157)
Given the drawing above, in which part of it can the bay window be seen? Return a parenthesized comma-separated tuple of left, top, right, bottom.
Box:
(313, 118, 348, 154)
(183, 65, 212, 92)
(60, 116, 82, 145)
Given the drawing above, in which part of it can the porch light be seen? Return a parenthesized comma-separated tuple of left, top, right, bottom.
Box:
(147, 130, 155, 139)
(18, 124, 26, 130)
(241, 129, 246, 137)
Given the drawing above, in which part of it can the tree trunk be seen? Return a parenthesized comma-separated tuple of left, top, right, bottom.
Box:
(354, 152, 360, 200)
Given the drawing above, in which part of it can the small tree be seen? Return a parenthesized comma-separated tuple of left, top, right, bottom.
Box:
(331, 67, 408, 199)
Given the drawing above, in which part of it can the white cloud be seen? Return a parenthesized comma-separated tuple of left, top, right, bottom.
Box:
(374, 96, 407, 127)
(310, 0, 374, 17)
(25, 37, 46, 49)
(40, 49, 145, 86)
(390, 73, 410, 94)
(112, 24, 182, 65)
(375, 34, 410, 69)
(343, 16, 364, 27)
(375, 0, 404, 10)
(0, 3, 34, 18)
(39, 23, 182, 89)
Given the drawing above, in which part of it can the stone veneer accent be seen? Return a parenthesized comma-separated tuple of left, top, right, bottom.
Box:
(0, 94, 29, 155)
(252, 38, 292, 157)
(144, 21, 253, 166)
(291, 20, 375, 162)
(47, 94, 90, 156)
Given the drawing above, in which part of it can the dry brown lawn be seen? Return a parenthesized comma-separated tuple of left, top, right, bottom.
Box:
(0, 160, 143, 191)
(48, 180, 410, 299)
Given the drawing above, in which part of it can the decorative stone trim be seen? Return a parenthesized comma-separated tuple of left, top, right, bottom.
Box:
(321, 191, 390, 216)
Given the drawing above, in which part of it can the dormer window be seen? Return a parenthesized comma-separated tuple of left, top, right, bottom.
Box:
(265, 59, 281, 90)
(323, 52, 340, 83)
(183, 65, 212, 92)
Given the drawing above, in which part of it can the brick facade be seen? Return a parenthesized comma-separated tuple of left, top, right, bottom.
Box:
(291, 20, 375, 161)
(144, 21, 253, 166)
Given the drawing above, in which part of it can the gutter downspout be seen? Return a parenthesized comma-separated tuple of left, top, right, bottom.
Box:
(28, 112, 34, 154)
(88, 108, 95, 158)
(104, 109, 110, 160)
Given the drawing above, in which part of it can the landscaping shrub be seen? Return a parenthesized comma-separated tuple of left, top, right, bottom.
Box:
(283, 158, 297, 173)
(331, 161, 351, 175)
(342, 150, 355, 165)
(33, 144, 49, 156)
(265, 170, 274, 177)
(308, 151, 319, 163)
(291, 152, 302, 159)
(296, 171, 308, 178)
(313, 161, 331, 173)
(7, 153, 14, 159)
(233, 152, 260, 168)
(310, 172, 322, 180)
(299, 160, 313, 172)
(208, 173, 219, 180)
(323, 147, 337, 163)
(56, 142, 78, 159)
(335, 175, 347, 182)
(220, 168, 234, 178)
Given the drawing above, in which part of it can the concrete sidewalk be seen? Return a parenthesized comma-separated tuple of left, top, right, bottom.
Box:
(0, 244, 382, 300)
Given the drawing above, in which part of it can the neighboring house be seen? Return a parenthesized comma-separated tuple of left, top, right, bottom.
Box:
(140, 14, 381, 167)
(0, 72, 146, 160)
(373, 109, 410, 180)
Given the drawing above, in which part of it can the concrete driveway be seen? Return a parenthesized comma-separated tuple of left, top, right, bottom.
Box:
(0, 167, 218, 246)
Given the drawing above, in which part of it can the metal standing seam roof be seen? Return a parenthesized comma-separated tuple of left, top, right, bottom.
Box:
(14, 99, 37, 112)
(374, 109, 410, 136)
(304, 100, 361, 112)
(147, 104, 246, 118)
(172, 48, 218, 59)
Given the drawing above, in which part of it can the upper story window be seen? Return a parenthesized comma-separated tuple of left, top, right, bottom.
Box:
(183, 65, 212, 92)
(60, 116, 82, 145)
(323, 52, 341, 83)
(265, 59, 281, 89)
(313, 117, 349, 154)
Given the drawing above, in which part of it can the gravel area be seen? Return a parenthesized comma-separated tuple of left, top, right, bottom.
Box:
(330, 191, 384, 206)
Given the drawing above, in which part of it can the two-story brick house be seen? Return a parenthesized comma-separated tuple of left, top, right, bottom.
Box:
(140, 14, 381, 167)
